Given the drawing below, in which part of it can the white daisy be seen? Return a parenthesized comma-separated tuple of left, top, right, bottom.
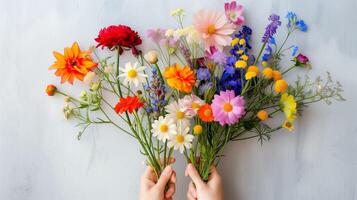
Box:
(118, 62, 147, 87)
(165, 100, 191, 126)
(168, 124, 194, 153)
(151, 116, 177, 142)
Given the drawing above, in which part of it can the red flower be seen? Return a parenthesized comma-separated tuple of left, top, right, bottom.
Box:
(114, 96, 144, 114)
(95, 25, 142, 51)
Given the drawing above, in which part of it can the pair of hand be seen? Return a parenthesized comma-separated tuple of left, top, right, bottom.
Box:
(140, 163, 223, 200)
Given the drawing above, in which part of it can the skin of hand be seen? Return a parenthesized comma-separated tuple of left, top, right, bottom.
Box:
(140, 165, 176, 200)
(185, 164, 224, 200)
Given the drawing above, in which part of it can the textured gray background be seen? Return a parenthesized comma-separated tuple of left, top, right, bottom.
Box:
(1, 0, 356, 199)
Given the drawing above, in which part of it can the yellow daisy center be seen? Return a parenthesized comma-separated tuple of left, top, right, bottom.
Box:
(159, 124, 168, 133)
(127, 69, 137, 78)
(192, 103, 201, 109)
(176, 111, 185, 119)
(223, 102, 233, 112)
(175, 134, 184, 143)
(207, 24, 216, 34)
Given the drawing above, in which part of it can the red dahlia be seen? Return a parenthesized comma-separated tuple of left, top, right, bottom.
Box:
(95, 25, 142, 51)
(114, 96, 144, 114)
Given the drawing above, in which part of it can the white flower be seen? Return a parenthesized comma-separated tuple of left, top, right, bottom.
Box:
(173, 28, 187, 40)
(152, 116, 177, 142)
(181, 95, 204, 117)
(83, 71, 96, 84)
(165, 29, 175, 37)
(118, 62, 147, 87)
(168, 124, 194, 153)
(184, 26, 200, 45)
(144, 51, 158, 64)
(170, 8, 184, 17)
(165, 100, 191, 126)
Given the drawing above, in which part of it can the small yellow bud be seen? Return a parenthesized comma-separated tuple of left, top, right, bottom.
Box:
(193, 125, 203, 135)
(145, 51, 159, 64)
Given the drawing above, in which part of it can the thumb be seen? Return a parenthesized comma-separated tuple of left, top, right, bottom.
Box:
(156, 165, 173, 189)
(185, 164, 204, 188)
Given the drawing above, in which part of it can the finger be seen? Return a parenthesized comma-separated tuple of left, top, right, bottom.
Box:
(187, 190, 196, 200)
(142, 166, 156, 182)
(170, 171, 176, 184)
(165, 182, 175, 199)
(208, 166, 222, 186)
(188, 181, 197, 198)
(156, 165, 173, 189)
(185, 164, 204, 188)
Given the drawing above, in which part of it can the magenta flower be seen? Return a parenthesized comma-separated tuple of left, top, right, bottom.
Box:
(224, 1, 245, 26)
(296, 53, 309, 64)
(211, 90, 245, 126)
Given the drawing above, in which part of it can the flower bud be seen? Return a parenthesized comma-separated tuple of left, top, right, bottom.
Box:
(193, 125, 203, 135)
(145, 51, 158, 64)
(80, 91, 87, 99)
(90, 81, 101, 91)
(46, 84, 57, 96)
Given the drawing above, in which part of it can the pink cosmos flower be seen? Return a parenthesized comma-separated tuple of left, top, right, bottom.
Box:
(194, 10, 235, 50)
(146, 28, 166, 42)
(211, 90, 245, 125)
(224, 1, 245, 26)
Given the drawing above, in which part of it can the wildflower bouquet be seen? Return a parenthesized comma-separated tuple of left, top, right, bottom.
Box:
(46, 2, 344, 181)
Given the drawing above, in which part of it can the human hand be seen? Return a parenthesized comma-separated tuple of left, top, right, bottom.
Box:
(140, 165, 176, 200)
(185, 164, 224, 200)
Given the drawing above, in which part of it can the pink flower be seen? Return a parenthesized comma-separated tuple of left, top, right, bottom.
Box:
(194, 10, 235, 50)
(181, 95, 205, 117)
(146, 28, 166, 42)
(224, 1, 245, 26)
(211, 90, 245, 125)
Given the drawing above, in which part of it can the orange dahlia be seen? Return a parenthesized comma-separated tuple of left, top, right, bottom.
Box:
(49, 42, 97, 84)
(164, 63, 196, 93)
(198, 104, 214, 122)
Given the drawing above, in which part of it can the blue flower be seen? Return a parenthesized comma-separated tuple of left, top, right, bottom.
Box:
(286, 12, 297, 28)
(296, 20, 308, 32)
(199, 82, 213, 96)
(291, 45, 299, 56)
(197, 68, 211, 81)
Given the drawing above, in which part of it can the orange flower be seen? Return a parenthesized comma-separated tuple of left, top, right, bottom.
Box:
(257, 110, 268, 121)
(49, 42, 97, 84)
(272, 70, 282, 81)
(263, 68, 273, 79)
(274, 79, 288, 93)
(247, 66, 259, 75)
(46, 84, 57, 96)
(114, 96, 144, 114)
(164, 63, 196, 93)
(198, 104, 214, 122)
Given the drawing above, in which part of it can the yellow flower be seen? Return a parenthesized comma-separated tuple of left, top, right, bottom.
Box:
(274, 79, 288, 93)
(240, 55, 248, 61)
(262, 61, 268, 67)
(247, 66, 259, 75)
(170, 8, 184, 16)
(245, 71, 257, 80)
(237, 50, 244, 55)
(282, 120, 294, 131)
(193, 125, 203, 135)
(263, 67, 273, 79)
(231, 38, 239, 46)
(235, 60, 247, 69)
(239, 39, 246, 45)
(280, 93, 297, 122)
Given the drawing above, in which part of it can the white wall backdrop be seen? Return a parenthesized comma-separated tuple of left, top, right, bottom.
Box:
(1, 0, 357, 199)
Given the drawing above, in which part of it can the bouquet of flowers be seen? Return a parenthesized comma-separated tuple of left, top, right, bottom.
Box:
(46, 1, 344, 180)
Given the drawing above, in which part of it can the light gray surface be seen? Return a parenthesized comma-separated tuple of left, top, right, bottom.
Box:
(1, 0, 356, 199)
